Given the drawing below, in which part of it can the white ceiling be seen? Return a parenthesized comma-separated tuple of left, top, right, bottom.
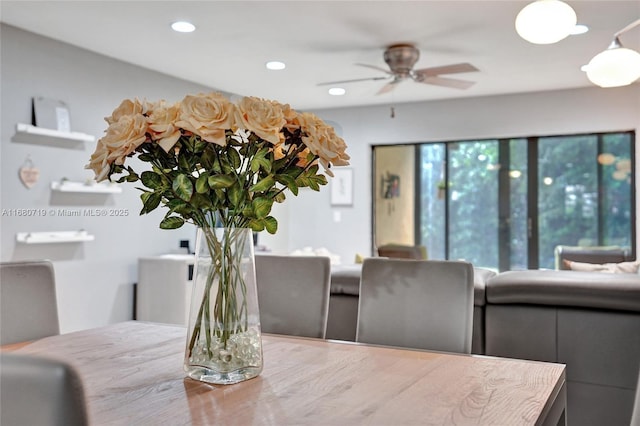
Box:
(1, 1, 639, 111)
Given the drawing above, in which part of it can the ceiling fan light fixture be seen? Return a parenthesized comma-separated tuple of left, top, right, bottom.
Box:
(328, 87, 346, 96)
(585, 39, 640, 88)
(515, 0, 577, 44)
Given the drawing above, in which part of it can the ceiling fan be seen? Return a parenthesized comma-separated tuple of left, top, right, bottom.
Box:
(318, 43, 479, 95)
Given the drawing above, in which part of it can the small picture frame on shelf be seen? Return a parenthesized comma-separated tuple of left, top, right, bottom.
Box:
(331, 168, 353, 206)
(32, 96, 71, 132)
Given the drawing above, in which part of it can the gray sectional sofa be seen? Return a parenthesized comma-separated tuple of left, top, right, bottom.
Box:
(326, 264, 640, 426)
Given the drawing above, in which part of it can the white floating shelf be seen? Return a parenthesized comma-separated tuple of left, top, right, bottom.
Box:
(16, 230, 95, 244)
(51, 181, 122, 194)
(14, 123, 95, 144)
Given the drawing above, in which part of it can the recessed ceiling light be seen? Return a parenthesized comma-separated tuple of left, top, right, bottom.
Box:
(266, 61, 286, 70)
(570, 24, 589, 35)
(328, 87, 346, 96)
(171, 21, 196, 33)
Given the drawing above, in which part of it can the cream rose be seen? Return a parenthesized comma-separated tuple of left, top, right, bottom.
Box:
(235, 97, 285, 144)
(105, 98, 150, 125)
(85, 141, 111, 182)
(298, 113, 350, 176)
(175, 93, 235, 146)
(280, 103, 300, 130)
(99, 114, 148, 169)
(147, 100, 181, 152)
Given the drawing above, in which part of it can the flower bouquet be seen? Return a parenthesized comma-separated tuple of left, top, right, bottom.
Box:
(86, 92, 349, 384)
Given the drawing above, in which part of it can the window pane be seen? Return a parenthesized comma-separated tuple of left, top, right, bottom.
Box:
(509, 139, 528, 270)
(448, 141, 499, 268)
(601, 133, 633, 248)
(418, 144, 445, 259)
(538, 135, 599, 269)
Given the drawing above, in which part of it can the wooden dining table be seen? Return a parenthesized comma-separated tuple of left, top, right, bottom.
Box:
(9, 321, 566, 425)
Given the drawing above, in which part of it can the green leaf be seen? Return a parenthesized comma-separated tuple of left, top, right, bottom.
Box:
(273, 192, 286, 203)
(140, 191, 161, 215)
(250, 148, 272, 173)
(179, 137, 192, 152)
(214, 189, 225, 200)
(252, 197, 273, 219)
(138, 153, 155, 162)
(140, 171, 164, 190)
(275, 174, 298, 196)
(173, 174, 193, 202)
(308, 179, 320, 191)
(315, 174, 328, 186)
(227, 147, 241, 169)
(250, 175, 275, 193)
(219, 156, 235, 174)
(307, 164, 320, 175)
(296, 172, 327, 191)
(159, 216, 185, 229)
(242, 205, 255, 218)
(190, 193, 213, 210)
(193, 139, 208, 153)
(208, 174, 235, 189)
(264, 216, 278, 234)
(227, 182, 245, 208)
(248, 219, 265, 232)
(195, 173, 210, 194)
(200, 147, 217, 170)
(166, 199, 191, 215)
(178, 151, 191, 169)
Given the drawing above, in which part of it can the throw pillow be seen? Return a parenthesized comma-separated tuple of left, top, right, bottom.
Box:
(564, 259, 640, 274)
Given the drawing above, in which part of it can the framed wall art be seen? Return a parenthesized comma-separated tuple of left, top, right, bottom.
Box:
(331, 168, 353, 206)
(32, 96, 71, 132)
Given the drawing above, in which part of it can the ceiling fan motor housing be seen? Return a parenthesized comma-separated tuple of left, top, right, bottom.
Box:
(384, 44, 420, 78)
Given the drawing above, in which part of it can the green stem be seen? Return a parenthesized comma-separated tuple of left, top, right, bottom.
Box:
(187, 226, 251, 358)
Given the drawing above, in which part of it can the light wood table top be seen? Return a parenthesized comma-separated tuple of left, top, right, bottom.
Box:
(14, 321, 566, 425)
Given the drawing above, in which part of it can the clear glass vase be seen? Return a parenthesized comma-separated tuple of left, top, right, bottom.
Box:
(184, 227, 263, 385)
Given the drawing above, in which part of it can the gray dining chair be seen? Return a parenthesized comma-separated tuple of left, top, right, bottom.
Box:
(356, 258, 475, 354)
(0, 260, 60, 345)
(255, 255, 331, 338)
(1, 353, 89, 426)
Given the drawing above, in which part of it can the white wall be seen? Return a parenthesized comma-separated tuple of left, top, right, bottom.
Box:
(2, 24, 639, 333)
(0, 24, 227, 332)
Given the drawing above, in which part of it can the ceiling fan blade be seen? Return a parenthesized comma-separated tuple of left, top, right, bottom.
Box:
(317, 76, 389, 86)
(414, 62, 479, 77)
(418, 76, 476, 90)
(355, 63, 393, 75)
(376, 79, 402, 95)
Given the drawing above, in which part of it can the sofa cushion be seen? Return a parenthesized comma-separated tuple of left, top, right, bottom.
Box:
(473, 267, 496, 307)
(331, 264, 495, 306)
(566, 259, 640, 274)
(329, 264, 361, 296)
(486, 270, 640, 312)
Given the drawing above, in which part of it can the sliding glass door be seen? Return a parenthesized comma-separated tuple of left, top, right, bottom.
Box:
(447, 141, 500, 267)
(376, 131, 635, 271)
(536, 133, 634, 269)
